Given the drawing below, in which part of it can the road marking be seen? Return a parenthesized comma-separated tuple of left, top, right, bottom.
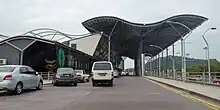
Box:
(145, 78, 220, 110)
(147, 93, 160, 95)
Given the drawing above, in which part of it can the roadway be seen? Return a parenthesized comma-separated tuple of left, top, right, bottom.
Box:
(0, 77, 211, 110)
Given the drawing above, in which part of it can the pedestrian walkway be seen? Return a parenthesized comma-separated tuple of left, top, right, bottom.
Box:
(145, 76, 220, 101)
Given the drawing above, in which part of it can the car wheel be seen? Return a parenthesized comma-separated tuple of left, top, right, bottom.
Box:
(53, 82, 58, 86)
(73, 82, 77, 86)
(81, 78, 85, 83)
(36, 80, 43, 90)
(109, 80, 113, 87)
(86, 79, 89, 82)
(14, 82, 23, 95)
(92, 81, 97, 87)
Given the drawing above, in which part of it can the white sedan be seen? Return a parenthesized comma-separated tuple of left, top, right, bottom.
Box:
(0, 65, 43, 95)
(74, 70, 90, 82)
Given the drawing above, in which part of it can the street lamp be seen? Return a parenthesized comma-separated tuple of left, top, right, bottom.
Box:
(202, 27, 216, 84)
(166, 20, 192, 81)
(149, 45, 163, 77)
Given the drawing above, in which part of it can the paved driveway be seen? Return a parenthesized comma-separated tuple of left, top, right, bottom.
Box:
(0, 77, 211, 110)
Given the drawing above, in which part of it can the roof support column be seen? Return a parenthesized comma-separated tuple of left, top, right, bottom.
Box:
(108, 21, 118, 62)
(140, 34, 145, 76)
(161, 50, 164, 77)
(172, 44, 176, 79)
(165, 48, 168, 78)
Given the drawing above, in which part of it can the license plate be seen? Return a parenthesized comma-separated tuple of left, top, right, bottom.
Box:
(64, 75, 70, 76)
(98, 73, 106, 76)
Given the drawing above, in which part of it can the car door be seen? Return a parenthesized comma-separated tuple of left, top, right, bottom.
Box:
(27, 67, 39, 87)
(19, 67, 32, 89)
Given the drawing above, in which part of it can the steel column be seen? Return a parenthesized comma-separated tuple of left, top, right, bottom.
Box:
(108, 21, 118, 62)
(158, 53, 161, 77)
(141, 54, 145, 76)
(161, 51, 164, 77)
(166, 48, 168, 78)
(172, 44, 176, 79)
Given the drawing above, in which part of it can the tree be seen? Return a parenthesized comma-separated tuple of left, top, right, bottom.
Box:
(186, 62, 220, 72)
(187, 66, 202, 72)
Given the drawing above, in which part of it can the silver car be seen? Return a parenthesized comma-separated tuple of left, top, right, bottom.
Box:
(0, 65, 43, 95)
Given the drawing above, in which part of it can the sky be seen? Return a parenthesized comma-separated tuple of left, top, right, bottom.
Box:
(0, 0, 219, 69)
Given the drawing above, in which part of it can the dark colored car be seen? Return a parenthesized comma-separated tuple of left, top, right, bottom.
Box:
(52, 68, 78, 86)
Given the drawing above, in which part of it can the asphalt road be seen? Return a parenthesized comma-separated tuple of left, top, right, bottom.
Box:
(0, 77, 211, 110)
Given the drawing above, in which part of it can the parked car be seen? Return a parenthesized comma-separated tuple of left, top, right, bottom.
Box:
(128, 71, 135, 76)
(0, 65, 43, 95)
(91, 61, 114, 86)
(113, 69, 119, 78)
(125, 71, 129, 76)
(73, 70, 90, 83)
(121, 71, 126, 76)
(52, 67, 78, 86)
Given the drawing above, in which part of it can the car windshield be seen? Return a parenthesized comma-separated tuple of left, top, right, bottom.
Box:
(57, 68, 74, 74)
(0, 67, 16, 72)
(93, 63, 112, 70)
(73, 70, 83, 73)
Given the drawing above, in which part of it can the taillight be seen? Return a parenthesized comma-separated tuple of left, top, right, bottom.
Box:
(3, 74, 13, 80)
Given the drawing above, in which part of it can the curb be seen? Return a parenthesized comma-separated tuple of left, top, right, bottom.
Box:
(43, 83, 52, 85)
(145, 77, 220, 104)
(43, 82, 52, 85)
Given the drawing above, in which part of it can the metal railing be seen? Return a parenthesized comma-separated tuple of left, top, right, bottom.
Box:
(186, 72, 220, 86)
(146, 72, 220, 86)
(38, 72, 54, 80)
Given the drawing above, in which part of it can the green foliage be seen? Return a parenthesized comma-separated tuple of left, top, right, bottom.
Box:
(187, 66, 202, 72)
(145, 55, 220, 72)
(186, 62, 220, 72)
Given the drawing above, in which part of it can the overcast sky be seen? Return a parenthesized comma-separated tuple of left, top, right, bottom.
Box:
(0, 0, 219, 69)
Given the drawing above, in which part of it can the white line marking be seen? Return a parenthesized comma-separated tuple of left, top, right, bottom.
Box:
(147, 93, 161, 95)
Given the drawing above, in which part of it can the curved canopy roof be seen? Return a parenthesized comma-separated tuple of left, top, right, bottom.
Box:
(23, 28, 91, 43)
(82, 14, 208, 59)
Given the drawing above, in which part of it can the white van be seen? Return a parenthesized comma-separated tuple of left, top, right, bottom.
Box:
(91, 61, 114, 86)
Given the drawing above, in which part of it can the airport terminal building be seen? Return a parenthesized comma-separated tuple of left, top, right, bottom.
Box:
(0, 14, 207, 76)
(0, 33, 125, 73)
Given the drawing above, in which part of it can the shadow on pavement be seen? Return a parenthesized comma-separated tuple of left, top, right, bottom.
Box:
(0, 89, 39, 96)
(53, 85, 77, 87)
(94, 84, 115, 87)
